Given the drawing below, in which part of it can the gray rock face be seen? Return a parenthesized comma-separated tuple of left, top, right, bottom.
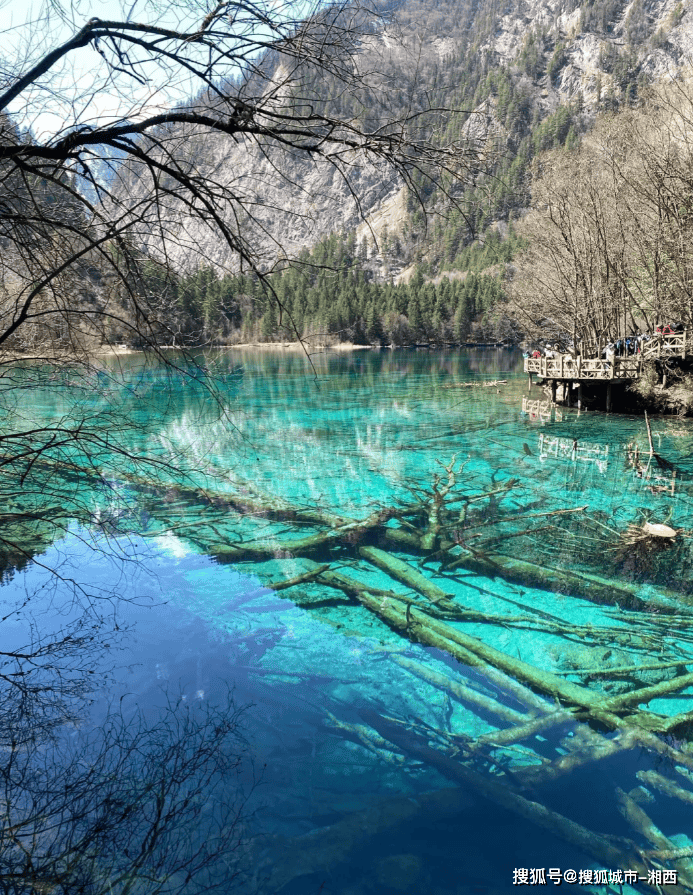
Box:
(121, 129, 401, 273)
(114, 0, 693, 275)
(489, 0, 693, 114)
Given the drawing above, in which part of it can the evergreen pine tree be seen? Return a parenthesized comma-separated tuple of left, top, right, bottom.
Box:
(262, 297, 278, 341)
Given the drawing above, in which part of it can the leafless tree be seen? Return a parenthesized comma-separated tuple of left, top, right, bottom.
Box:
(0, 3, 481, 888)
(0, 0, 479, 357)
(509, 79, 693, 348)
(0, 693, 254, 895)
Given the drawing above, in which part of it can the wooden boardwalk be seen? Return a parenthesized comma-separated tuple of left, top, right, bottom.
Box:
(524, 330, 693, 383)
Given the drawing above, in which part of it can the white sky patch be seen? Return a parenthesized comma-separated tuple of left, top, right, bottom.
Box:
(153, 532, 195, 559)
(0, 0, 323, 136)
(0, 0, 202, 134)
(15, 67, 174, 139)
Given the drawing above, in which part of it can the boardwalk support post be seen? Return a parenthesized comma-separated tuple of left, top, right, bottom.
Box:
(606, 382, 612, 413)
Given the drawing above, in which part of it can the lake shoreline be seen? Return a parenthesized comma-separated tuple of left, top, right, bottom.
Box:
(3, 340, 514, 361)
(226, 341, 374, 352)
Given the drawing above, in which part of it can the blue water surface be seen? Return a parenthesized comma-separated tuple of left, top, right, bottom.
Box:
(2, 347, 693, 895)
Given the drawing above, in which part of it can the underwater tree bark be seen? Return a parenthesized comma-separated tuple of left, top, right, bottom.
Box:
(392, 654, 530, 727)
(616, 787, 693, 889)
(358, 546, 457, 609)
(346, 587, 682, 735)
(381, 526, 684, 613)
(359, 709, 682, 895)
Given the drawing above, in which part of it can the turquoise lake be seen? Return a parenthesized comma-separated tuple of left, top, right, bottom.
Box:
(3, 347, 693, 895)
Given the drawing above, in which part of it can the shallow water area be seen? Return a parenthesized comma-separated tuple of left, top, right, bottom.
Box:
(2, 347, 693, 895)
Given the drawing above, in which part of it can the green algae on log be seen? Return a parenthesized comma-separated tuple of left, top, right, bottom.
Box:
(359, 709, 682, 895)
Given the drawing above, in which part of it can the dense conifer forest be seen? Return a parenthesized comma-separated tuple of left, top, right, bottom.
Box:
(149, 229, 522, 346)
(136, 1, 660, 348)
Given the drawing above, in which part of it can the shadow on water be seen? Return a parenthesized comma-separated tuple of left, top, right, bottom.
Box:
(2, 348, 693, 894)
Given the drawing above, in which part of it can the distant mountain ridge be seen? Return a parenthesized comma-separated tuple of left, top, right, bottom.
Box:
(114, 0, 693, 277)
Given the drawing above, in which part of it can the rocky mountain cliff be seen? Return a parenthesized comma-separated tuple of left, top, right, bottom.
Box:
(118, 0, 693, 277)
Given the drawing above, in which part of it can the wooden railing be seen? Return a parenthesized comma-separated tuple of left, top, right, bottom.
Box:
(538, 433, 609, 469)
(640, 331, 690, 360)
(581, 331, 691, 360)
(524, 355, 580, 379)
(521, 397, 553, 421)
(524, 355, 640, 380)
(524, 330, 693, 381)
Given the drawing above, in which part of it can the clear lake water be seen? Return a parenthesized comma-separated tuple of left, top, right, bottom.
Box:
(2, 347, 693, 894)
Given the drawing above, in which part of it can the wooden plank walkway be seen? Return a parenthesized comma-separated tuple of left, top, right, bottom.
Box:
(524, 330, 693, 382)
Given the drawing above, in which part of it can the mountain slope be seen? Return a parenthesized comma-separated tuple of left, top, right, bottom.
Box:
(115, 0, 693, 277)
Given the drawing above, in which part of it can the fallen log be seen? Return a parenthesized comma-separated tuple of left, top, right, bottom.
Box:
(358, 545, 457, 610)
(603, 671, 693, 712)
(359, 708, 676, 895)
(31, 455, 353, 528)
(317, 565, 656, 679)
(459, 552, 686, 613)
(36, 451, 693, 623)
(616, 787, 693, 889)
(442, 379, 507, 388)
(352, 590, 599, 709)
(556, 658, 692, 679)
(474, 710, 576, 750)
(388, 657, 640, 789)
(637, 770, 693, 807)
(318, 564, 633, 648)
(324, 712, 406, 763)
(420, 455, 458, 552)
(350, 588, 677, 735)
(657, 709, 693, 737)
(319, 574, 693, 794)
(392, 654, 529, 727)
(318, 573, 558, 716)
(381, 527, 688, 614)
(210, 508, 401, 563)
(616, 786, 680, 852)
(267, 563, 333, 590)
(516, 729, 640, 787)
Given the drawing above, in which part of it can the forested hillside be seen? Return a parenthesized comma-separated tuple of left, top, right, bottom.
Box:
(144, 231, 515, 346)
(4, 0, 692, 349)
(115, 0, 693, 346)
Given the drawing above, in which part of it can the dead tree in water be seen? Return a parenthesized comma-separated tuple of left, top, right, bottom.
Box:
(0, 3, 486, 887)
(0, 694, 253, 895)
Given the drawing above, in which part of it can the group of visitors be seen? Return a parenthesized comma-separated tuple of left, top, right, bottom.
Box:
(607, 335, 646, 357)
(602, 324, 684, 360)
(524, 324, 685, 366)
(603, 332, 650, 369)
(599, 336, 642, 362)
(523, 343, 562, 360)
